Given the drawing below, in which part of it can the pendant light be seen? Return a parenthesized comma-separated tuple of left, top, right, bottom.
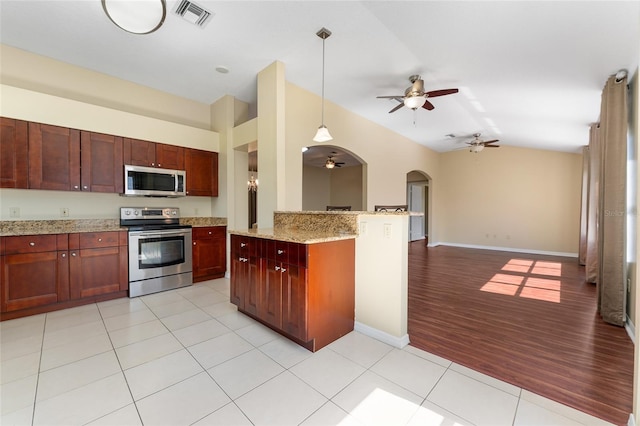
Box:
(313, 28, 333, 143)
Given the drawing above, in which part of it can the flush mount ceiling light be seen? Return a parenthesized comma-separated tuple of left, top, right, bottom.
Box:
(313, 28, 333, 143)
(102, 0, 166, 34)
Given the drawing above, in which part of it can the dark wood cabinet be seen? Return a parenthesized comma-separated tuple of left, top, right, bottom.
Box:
(193, 226, 226, 282)
(230, 235, 355, 351)
(28, 122, 81, 191)
(1, 234, 69, 312)
(68, 231, 128, 299)
(80, 131, 123, 193)
(230, 235, 260, 316)
(124, 138, 184, 170)
(0, 117, 29, 188)
(1, 231, 128, 319)
(185, 148, 218, 197)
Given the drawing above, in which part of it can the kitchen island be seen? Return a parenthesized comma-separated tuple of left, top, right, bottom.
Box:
(229, 210, 412, 351)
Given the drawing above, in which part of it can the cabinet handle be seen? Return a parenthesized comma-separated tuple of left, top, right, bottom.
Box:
(83, 185, 88, 190)
(158, 164, 162, 167)
(275, 266, 280, 271)
(193, 242, 196, 245)
(98, 238, 102, 242)
(240, 243, 246, 248)
(151, 162, 155, 166)
(74, 185, 79, 189)
(61, 253, 66, 258)
(29, 242, 35, 246)
(71, 252, 77, 257)
(208, 231, 212, 235)
(277, 249, 284, 255)
(281, 268, 287, 273)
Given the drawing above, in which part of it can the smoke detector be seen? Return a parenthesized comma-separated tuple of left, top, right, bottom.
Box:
(174, 0, 213, 27)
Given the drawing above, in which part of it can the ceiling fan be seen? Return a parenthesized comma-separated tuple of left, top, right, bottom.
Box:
(377, 75, 459, 113)
(325, 153, 344, 169)
(466, 133, 500, 153)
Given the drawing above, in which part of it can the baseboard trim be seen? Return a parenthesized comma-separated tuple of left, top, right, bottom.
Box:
(628, 412, 635, 426)
(626, 315, 636, 344)
(432, 242, 578, 258)
(354, 321, 410, 348)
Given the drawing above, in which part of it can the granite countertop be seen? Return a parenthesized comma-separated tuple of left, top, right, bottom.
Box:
(0, 217, 227, 237)
(228, 228, 357, 244)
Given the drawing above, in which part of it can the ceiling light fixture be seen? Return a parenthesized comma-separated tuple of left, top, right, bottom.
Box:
(470, 144, 484, 153)
(102, 0, 166, 35)
(313, 28, 333, 143)
(325, 158, 336, 169)
(404, 96, 426, 110)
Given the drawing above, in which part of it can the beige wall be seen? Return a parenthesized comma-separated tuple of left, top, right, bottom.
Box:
(330, 165, 364, 211)
(439, 146, 583, 255)
(302, 165, 331, 211)
(0, 44, 212, 130)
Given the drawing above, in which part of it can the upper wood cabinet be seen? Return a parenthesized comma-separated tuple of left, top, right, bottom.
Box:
(28, 122, 81, 191)
(80, 131, 123, 193)
(0, 118, 29, 189)
(124, 138, 184, 170)
(185, 148, 218, 197)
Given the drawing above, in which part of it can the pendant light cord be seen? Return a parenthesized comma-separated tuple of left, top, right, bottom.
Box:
(321, 36, 326, 126)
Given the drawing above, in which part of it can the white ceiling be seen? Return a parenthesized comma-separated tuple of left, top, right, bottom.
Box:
(1, 1, 638, 154)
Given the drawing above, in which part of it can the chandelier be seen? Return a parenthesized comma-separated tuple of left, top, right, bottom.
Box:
(247, 173, 258, 192)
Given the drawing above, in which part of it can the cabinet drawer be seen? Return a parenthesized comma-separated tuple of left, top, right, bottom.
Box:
(265, 240, 290, 263)
(77, 231, 122, 249)
(3, 235, 59, 254)
(231, 235, 258, 257)
(194, 226, 226, 239)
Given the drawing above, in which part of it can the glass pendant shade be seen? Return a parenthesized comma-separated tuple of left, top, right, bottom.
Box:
(313, 125, 333, 143)
(102, 0, 166, 34)
(404, 96, 426, 110)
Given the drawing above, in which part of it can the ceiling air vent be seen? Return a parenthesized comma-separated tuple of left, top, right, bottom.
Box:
(174, 0, 213, 28)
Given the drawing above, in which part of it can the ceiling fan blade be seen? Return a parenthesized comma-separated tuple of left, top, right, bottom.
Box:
(425, 88, 459, 98)
(377, 95, 404, 99)
(422, 100, 435, 111)
(483, 139, 499, 144)
(484, 144, 500, 148)
(388, 103, 405, 113)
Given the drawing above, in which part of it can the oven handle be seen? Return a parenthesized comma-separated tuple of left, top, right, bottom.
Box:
(129, 230, 191, 238)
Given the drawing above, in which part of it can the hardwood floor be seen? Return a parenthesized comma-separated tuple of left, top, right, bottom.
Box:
(407, 243, 634, 425)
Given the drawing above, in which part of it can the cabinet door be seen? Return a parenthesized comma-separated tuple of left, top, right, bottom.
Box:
(282, 264, 307, 341)
(29, 122, 80, 191)
(245, 255, 260, 317)
(80, 131, 123, 193)
(230, 256, 246, 308)
(0, 117, 28, 188)
(193, 227, 226, 282)
(261, 259, 283, 328)
(69, 233, 127, 299)
(156, 143, 184, 170)
(1, 251, 69, 312)
(185, 148, 218, 197)
(123, 138, 156, 167)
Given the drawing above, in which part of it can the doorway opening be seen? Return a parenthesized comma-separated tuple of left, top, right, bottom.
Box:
(407, 171, 430, 243)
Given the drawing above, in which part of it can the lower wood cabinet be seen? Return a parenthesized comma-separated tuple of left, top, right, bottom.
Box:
(192, 226, 226, 283)
(230, 234, 355, 351)
(1, 231, 128, 319)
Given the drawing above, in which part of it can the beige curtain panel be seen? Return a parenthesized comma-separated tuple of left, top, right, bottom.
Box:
(579, 146, 589, 266)
(585, 124, 600, 284)
(596, 74, 628, 326)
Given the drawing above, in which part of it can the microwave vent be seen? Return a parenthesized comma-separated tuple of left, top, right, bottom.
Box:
(174, 0, 213, 28)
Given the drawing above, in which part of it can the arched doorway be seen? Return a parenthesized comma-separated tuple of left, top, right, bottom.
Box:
(302, 145, 366, 211)
(407, 171, 430, 243)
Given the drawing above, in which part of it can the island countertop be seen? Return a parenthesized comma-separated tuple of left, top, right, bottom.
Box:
(228, 228, 356, 244)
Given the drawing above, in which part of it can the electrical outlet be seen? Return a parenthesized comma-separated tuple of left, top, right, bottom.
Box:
(9, 207, 20, 218)
(60, 208, 69, 217)
(383, 223, 392, 239)
(360, 221, 367, 235)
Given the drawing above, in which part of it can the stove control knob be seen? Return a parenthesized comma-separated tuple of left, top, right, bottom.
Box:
(134, 210, 139, 216)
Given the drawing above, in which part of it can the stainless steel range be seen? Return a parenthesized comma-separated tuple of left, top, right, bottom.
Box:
(120, 207, 193, 297)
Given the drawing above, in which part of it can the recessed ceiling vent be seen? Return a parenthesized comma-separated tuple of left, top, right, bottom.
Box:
(174, 0, 213, 28)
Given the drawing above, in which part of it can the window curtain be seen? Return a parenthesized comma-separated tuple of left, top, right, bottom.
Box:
(585, 125, 600, 284)
(579, 146, 589, 265)
(596, 74, 628, 326)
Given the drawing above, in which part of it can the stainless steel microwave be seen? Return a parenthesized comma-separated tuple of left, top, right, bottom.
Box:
(124, 165, 186, 197)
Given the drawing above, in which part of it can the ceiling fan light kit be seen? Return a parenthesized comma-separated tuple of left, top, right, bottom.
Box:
(313, 27, 333, 143)
(102, 0, 166, 34)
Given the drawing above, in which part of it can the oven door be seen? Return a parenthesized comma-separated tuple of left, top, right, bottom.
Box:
(128, 228, 192, 282)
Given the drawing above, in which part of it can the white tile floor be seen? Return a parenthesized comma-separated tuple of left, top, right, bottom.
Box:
(0, 278, 616, 426)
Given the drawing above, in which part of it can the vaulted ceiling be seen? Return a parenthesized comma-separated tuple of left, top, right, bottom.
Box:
(1, 1, 638, 154)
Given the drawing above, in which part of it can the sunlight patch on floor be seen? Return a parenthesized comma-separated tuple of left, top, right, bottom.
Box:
(480, 259, 563, 303)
